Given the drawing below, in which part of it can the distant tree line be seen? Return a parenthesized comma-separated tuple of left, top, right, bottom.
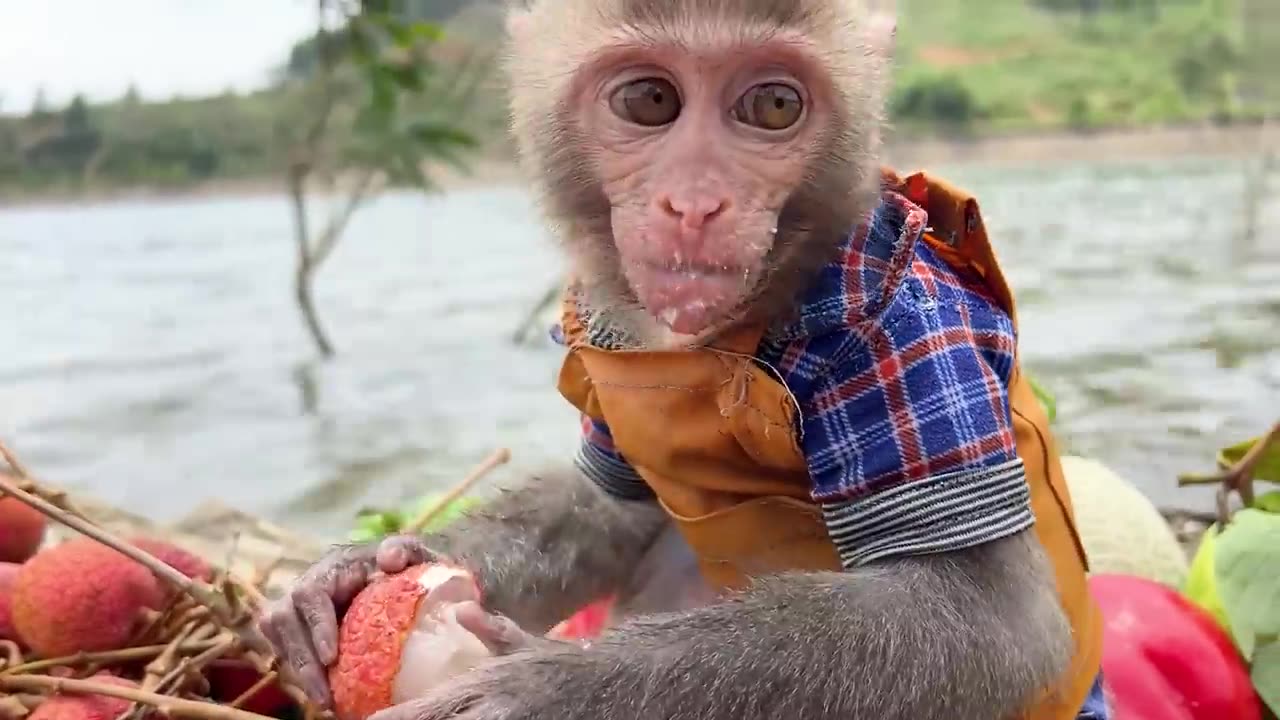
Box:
(0, 0, 1273, 195)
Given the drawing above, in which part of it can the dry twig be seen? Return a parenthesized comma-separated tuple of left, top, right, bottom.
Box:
(0, 675, 275, 720)
(1178, 421, 1280, 525)
(405, 448, 511, 532)
(228, 672, 278, 711)
(0, 641, 225, 677)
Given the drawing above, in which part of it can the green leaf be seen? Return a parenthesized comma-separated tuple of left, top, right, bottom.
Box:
(379, 18, 416, 49)
(1255, 640, 1280, 718)
(1256, 491, 1280, 514)
(384, 63, 424, 92)
(1218, 435, 1280, 484)
(411, 495, 486, 533)
(345, 495, 486, 541)
(346, 20, 376, 65)
(1028, 375, 1058, 424)
(1213, 508, 1280, 658)
(407, 121, 477, 149)
(409, 21, 444, 42)
(347, 509, 405, 542)
(359, 67, 399, 129)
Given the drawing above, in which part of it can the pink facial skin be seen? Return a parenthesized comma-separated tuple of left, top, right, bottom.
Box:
(575, 34, 835, 337)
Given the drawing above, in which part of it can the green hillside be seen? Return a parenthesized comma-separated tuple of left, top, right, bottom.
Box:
(1, 0, 1273, 195)
(891, 0, 1268, 133)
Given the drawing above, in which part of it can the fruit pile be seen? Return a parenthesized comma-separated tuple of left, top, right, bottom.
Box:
(0, 482, 307, 720)
(0, 475, 616, 720)
(1078, 429, 1280, 720)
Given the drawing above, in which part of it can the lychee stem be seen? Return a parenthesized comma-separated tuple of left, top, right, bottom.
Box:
(0, 674, 276, 720)
(228, 671, 279, 710)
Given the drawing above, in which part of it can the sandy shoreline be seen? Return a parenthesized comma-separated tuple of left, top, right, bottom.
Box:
(3, 121, 1276, 209)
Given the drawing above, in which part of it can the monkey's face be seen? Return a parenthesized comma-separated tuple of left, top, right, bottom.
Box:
(577, 41, 835, 337)
(506, 3, 891, 346)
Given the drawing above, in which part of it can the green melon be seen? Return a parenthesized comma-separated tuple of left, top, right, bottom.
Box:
(1060, 455, 1189, 588)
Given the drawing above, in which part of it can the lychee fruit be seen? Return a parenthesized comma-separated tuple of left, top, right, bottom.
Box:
(328, 563, 493, 720)
(27, 673, 139, 720)
(0, 494, 46, 562)
(130, 537, 213, 582)
(0, 561, 20, 642)
(207, 664, 294, 716)
(12, 538, 164, 657)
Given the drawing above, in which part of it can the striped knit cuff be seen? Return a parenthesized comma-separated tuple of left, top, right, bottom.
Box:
(574, 440, 655, 501)
(821, 458, 1034, 568)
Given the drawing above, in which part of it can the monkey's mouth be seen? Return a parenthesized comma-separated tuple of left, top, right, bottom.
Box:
(624, 261, 749, 336)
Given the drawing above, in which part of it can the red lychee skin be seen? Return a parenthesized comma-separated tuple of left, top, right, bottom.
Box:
(0, 495, 47, 563)
(329, 563, 482, 720)
(27, 674, 139, 720)
(0, 561, 20, 642)
(130, 537, 214, 581)
(207, 664, 294, 716)
(12, 538, 165, 657)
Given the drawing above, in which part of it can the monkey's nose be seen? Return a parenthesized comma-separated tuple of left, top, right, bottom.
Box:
(658, 193, 730, 231)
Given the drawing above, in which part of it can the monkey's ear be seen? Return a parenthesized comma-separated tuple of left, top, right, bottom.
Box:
(505, 4, 534, 41)
(863, 10, 897, 60)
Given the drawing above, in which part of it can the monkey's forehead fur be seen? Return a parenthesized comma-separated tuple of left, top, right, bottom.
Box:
(504, 0, 889, 196)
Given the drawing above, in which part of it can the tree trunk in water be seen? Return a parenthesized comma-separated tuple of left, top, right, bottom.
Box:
(288, 167, 335, 358)
(295, 262, 334, 358)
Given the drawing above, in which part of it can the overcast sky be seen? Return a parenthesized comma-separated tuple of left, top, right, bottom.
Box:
(0, 1, 317, 114)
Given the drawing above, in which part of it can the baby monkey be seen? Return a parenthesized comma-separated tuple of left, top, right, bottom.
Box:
(259, 1, 1112, 719)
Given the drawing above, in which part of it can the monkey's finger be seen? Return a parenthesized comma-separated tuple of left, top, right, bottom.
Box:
(292, 581, 343, 666)
(452, 602, 557, 656)
(262, 609, 333, 708)
(376, 534, 437, 574)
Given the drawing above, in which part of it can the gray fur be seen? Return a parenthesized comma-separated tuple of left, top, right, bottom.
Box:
(424, 467, 669, 633)
(378, 528, 1074, 720)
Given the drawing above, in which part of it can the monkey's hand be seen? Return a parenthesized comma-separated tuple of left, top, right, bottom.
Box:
(257, 534, 439, 705)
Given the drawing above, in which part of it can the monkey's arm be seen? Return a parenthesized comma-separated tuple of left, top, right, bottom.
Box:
(427, 418, 667, 633)
(377, 531, 1071, 720)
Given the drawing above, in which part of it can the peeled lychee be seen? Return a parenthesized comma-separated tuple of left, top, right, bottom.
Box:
(27, 673, 138, 720)
(130, 537, 213, 581)
(329, 564, 493, 720)
(12, 538, 164, 657)
(0, 495, 46, 562)
(0, 561, 19, 642)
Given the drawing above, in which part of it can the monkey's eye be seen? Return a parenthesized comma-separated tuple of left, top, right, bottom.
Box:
(609, 78, 681, 127)
(732, 83, 803, 131)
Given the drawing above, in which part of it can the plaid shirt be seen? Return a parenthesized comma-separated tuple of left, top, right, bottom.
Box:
(557, 190, 1110, 720)
(558, 189, 1034, 567)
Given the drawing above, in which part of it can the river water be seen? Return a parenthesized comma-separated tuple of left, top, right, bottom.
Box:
(2, 156, 1277, 539)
